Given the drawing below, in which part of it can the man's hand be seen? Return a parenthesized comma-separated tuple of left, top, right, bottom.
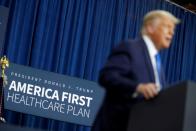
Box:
(136, 83, 158, 100)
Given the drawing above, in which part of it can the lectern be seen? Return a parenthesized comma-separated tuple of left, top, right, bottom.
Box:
(127, 81, 196, 131)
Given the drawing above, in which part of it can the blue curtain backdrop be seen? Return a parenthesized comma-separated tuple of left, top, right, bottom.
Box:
(0, 0, 196, 131)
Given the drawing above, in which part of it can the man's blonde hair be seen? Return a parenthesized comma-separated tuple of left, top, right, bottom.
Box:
(141, 10, 180, 34)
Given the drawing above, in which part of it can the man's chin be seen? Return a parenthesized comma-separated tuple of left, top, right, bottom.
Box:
(164, 42, 171, 48)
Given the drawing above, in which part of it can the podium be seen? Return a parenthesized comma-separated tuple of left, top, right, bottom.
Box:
(127, 81, 196, 131)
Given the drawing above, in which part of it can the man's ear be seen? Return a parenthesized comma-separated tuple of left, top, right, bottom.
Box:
(146, 24, 155, 34)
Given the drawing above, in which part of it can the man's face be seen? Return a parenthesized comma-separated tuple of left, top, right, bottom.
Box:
(149, 17, 175, 50)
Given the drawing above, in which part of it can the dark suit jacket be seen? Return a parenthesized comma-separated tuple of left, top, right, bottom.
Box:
(91, 38, 156, 131)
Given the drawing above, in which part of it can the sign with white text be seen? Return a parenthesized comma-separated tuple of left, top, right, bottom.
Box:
(4, 63, 105, 126)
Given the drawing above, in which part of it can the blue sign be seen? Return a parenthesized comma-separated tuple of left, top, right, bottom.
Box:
(4, 63, 105, 126)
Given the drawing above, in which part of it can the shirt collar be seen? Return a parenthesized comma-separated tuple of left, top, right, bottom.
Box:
(142, 35, 158, 57)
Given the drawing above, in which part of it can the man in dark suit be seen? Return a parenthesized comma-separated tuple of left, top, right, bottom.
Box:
(91, 10, 180, 131)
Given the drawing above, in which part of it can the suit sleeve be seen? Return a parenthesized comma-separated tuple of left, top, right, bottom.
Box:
(99, 42, 138, 96)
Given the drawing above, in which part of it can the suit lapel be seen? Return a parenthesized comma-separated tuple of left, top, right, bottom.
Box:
(138, 38, 155, 83)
